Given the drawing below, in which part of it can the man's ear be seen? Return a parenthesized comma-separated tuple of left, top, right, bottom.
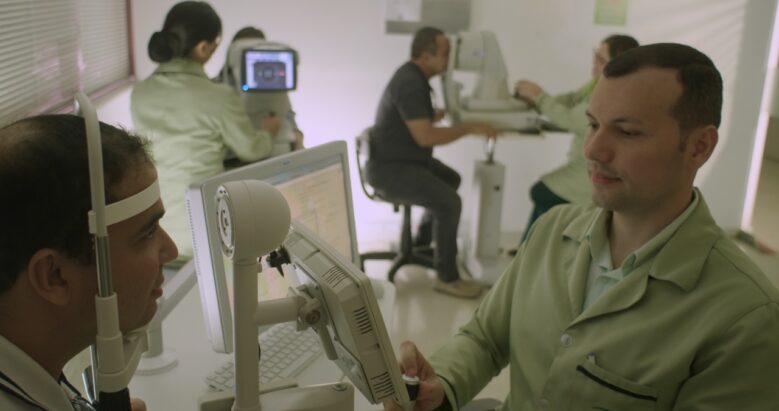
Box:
(25, 249, 72, 306)
(687, 125, 718, 170)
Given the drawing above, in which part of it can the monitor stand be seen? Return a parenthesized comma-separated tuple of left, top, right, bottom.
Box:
(136, 260, 197, 375)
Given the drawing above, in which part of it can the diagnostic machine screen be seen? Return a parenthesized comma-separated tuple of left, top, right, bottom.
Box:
(242, 49, 297, 92)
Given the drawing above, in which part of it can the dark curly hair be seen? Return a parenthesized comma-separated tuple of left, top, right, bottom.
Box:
(0, 114, 152, 293)
(147, 1, 221, 63)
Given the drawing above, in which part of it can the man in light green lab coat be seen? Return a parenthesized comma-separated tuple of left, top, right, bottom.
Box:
(385, 43, 779, 411)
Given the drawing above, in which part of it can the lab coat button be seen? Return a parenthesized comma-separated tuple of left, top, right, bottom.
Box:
(560, 333, 573, 347)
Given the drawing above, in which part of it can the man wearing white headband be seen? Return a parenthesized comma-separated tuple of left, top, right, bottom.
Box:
(0, 114, 178, 410)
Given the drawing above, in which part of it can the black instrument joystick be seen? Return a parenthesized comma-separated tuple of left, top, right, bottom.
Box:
(266, 247, 290, 277)
(402, 374, 420, 409)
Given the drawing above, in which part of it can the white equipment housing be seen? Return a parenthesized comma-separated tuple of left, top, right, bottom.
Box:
(470, 160, 504, 259)
(463, 141, 515, 285)
(222, 38, 299, 157)
(439, 31, 531, 283)
(442, 31, 541, 132)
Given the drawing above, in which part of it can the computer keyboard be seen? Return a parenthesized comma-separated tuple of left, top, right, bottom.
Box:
(205, 322, 323, 391)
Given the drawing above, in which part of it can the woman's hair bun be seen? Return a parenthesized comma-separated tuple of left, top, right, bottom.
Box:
(148, 31, 181, 63)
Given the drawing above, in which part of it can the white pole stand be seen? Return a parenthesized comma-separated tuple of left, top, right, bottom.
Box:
(134, 308, 177, 375)
(136, 260, 197, 375)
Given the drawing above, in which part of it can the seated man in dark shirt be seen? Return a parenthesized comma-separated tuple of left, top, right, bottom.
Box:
(367, 26, 498, 299)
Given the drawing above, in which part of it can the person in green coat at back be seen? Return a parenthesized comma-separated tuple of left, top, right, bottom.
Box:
(514, 34, 638, 243)
(131, 1, 281, 265)
(383, 43, 779, 411)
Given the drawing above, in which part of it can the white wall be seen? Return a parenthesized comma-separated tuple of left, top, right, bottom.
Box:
(768, 118, 779, 162)
(697, 0, 776, 229)
(96, 0, 776, 245)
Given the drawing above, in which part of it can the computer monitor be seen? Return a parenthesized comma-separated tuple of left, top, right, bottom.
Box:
(186, 141, 360, 353)
(282, 220, 411, 407)
(241, 48, 297, 92)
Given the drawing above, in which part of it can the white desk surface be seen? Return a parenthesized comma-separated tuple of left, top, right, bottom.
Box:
(129, 279, 395, 410)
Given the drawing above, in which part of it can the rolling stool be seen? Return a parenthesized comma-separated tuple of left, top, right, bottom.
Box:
(355, 128, 434, 283)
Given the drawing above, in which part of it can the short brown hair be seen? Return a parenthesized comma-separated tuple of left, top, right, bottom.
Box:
(232, 26, 265, 42)
(602, 34, 639, 59)
(411, 26, 444, 59)
(0, 115, 152, 293)
(603, 43, 722, 132)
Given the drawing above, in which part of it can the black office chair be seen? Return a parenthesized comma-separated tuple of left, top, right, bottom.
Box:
(355, 128, 434, 283)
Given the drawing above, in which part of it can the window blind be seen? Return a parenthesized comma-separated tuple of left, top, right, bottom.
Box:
(0, 0, 131, 127)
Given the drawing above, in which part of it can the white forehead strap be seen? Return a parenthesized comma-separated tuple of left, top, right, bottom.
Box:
(88, 179, 160, 234)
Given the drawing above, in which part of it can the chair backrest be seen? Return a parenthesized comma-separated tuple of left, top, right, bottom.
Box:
(355, 128, 378, 201)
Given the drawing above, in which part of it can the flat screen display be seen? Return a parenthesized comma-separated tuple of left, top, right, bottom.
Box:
(241, 48, 297, 92)
(186, 141, 360, 353)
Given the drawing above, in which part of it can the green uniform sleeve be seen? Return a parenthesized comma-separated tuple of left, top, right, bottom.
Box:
(216, 89, 273, 162)
(429, 247, 525, 409)
(546, 89, 580, 108)
(672, 302, 779, 410)
(533, 81, 594, 135)
(534, 90, 588, 133)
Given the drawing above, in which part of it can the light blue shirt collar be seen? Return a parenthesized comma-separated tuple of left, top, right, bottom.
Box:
(582, 190, 701, 309)
(587, 189, 700, 272)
